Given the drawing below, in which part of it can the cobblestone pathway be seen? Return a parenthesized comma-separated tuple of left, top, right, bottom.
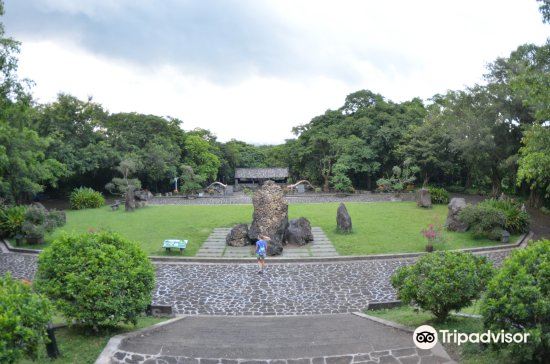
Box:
(0, 244, 514, 316)
(196, 227, 338, 258)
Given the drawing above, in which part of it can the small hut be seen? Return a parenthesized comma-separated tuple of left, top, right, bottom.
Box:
(234, 168, 289, 190)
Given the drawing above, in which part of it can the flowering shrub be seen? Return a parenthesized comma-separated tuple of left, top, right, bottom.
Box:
(421, 217, 445, 251)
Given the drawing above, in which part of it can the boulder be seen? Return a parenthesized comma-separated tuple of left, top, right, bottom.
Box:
(416, 188, 432, 208)
(337, 203, 352, 233)
(248, 181, 288, 256)
(445, 197, 468, 232)
(125, 188, 136, 212)
(285, 217, 314, 246)
(226, 224, 250, 247)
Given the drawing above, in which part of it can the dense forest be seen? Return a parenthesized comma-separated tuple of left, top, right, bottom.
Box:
(0, 1, 549, 207)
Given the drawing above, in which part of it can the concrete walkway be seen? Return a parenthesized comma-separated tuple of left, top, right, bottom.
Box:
(196, 227, 338, 259)
(101, 314, 454, 363)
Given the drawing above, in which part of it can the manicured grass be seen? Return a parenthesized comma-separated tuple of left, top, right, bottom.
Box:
(17, 316, 167, 364)
(367, 305, 513, 364)
(19, 202, 517, 256)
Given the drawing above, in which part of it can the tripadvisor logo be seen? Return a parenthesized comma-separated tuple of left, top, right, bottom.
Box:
(413, 325, 530, 349)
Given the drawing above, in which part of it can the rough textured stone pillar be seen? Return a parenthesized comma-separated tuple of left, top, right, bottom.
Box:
(445, 197, 468, 232)
(248, 181, 288, 256)
(416, 188, 432, 208)
(337, 203, 352, 233)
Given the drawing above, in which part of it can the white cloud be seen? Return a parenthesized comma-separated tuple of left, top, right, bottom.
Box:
(12, 0, 549, 144)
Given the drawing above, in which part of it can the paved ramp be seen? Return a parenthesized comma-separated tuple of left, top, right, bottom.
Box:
(102, 314, 454, 363)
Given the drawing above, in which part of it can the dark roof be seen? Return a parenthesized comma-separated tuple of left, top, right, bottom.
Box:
(235, 168, 289, 179)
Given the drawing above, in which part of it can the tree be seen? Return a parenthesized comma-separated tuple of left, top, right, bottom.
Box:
(179, 165, 205, 196)
(0, 122, 66, 202)
(537, 0, 550, 23)
(182, 134, 221, 182)
(376, 158, 419, 193)
(105, 158, 142, 195)
(36, 94, 112, 187)
(398, 110, 459, 186)
(517, 124, 550, 207)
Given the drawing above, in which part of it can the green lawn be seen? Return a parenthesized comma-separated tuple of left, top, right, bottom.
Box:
(18, 202, 516, 256)
(367, 305, 514, 364)
(17, 316, 166, 364)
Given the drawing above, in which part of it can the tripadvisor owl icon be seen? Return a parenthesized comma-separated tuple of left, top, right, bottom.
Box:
(413, 325, 438, 350)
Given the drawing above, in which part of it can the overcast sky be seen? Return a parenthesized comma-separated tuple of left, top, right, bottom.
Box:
(4, 0, 548, 144)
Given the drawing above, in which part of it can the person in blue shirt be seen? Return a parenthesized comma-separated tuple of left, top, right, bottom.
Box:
(256, 235, 269, 274)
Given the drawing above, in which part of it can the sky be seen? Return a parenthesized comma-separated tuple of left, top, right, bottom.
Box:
(4, 0, 548, 144)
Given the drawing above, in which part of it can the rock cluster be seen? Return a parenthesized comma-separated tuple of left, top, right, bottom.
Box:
(445, 197, 468, 232)
(337, 203, 352, 233)
(416, 188, 432, 208)
(225, 181, 316, 255)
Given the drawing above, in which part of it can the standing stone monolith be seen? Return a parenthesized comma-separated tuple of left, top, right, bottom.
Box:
(226, 224, 250, 247)
(416, 188, 432, 208)
(445, 197, 468, 232)
(125, 187, 136, 212)
(286, 217, 314, 246)
(337, 203, 352, 233)
(248, 181, 288, 255)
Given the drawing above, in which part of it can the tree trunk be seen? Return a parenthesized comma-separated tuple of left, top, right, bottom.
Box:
(490, 169, 501, 197)
(527, 189, 542, 208)
(366, 175, 372, 191)
(322, 175, 330, 192)
(423, 172, 429, 187)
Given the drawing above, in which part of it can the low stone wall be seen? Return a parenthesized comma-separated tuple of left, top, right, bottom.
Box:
(150, 192, 415, 205)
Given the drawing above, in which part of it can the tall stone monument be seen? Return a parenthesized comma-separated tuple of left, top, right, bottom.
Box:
(248, 181, 288, 255)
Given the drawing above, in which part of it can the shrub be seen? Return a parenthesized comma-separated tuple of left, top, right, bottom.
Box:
(458, 205, 506, 240)
(0, 205, 26, 238)
(428, 186, 449, 204)
(481, 240, 550, 363)
(21, 221, 46, 241)
(35, 231, 156, 331)
(0, 273, 52, 364)
(24, 205, 47, 225)
(44, 209, 66, 231)
(478, 198, 530, 234)
(391, 251, 493, 322)
(69, 187, 105, 210)
(331, 173, 354, 193)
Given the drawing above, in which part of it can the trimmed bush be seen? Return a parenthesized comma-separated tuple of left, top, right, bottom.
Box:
(35, 231, 155, 330)
(458, 204, 506, 240)
(0, 205, 26, 238)
(428, 186, 449, 204)
(0, 273, 52, 364)
(69, 187, 105, 210)
(391, 251, 493, 322)
(478, 198, 530, 234)
(481, 240, 550, 363)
